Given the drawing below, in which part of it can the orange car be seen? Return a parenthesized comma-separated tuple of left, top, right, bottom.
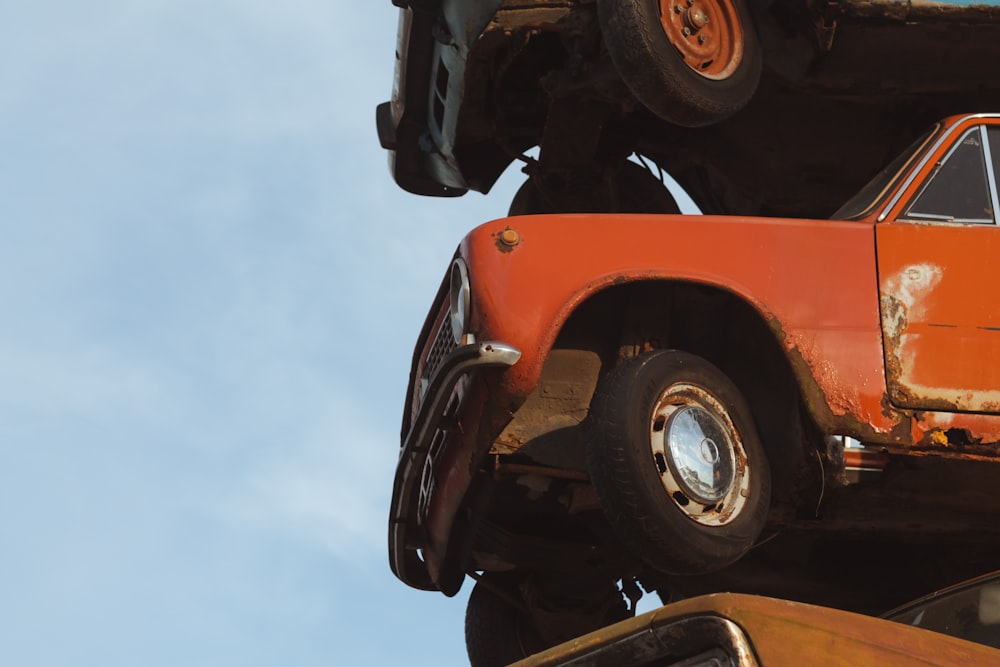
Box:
(390, 113, 1000, 658)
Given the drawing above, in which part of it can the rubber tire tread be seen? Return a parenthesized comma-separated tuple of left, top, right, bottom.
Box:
(586, 350, 770, 575)
(465, 576, 542, 667)
(598, 0, 762, 127)
(508, 160, 680, 216)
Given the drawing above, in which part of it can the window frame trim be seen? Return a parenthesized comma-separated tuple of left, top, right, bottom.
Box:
(879, 113, 1000, 223)
(897, 125, 998, 225)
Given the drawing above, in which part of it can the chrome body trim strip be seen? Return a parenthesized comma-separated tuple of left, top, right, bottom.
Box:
(389, 340, 520, 590)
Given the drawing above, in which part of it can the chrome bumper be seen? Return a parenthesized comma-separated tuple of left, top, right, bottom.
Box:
(389, 340, 521, 591)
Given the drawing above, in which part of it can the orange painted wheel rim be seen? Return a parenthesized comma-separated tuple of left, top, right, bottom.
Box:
(658, 0, 743, 80)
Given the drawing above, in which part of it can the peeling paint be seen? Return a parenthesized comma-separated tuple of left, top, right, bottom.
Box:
(910, 410, 1000, 453)
(882, 263, 943, 341)
(881, 263, 953, 408)
(928, 430, 949, 446)
(778, 325, 908, 442)
(787, 332, 862, 419)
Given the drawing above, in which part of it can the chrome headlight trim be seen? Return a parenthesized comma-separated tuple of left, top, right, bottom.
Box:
(449, 258, 471, 344)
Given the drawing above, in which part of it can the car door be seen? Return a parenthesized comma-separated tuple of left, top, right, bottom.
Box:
(877, 120, 1000, 413)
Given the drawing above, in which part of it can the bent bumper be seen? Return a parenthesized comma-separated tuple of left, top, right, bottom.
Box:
(389, 340, 520, 591)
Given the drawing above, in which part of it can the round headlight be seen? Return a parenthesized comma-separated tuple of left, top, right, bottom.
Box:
(450, 258, 471, 344)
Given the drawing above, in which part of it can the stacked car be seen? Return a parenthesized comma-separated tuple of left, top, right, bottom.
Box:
(378, 1, 1000, 664)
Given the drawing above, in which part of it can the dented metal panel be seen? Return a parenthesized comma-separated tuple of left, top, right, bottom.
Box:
(462, 214, 897, 438)
(877, 218, 1000, 414)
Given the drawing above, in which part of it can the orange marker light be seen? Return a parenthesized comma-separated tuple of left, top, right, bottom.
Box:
(500, 228, 519, 246)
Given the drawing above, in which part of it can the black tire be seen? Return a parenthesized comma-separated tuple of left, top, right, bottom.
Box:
(586, 350, 770, 574)
(465, 574, 629, 666)
(465, 576, 544, 667)
(508, 160, 680, 216)
(598, 0, 762, 127)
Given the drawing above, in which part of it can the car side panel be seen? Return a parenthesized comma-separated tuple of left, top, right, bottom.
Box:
(461, 214, 901, 441)
(877, 222, 1000, 413)
(515, 593, 1000, 666)
(726, 594, 1000, 666)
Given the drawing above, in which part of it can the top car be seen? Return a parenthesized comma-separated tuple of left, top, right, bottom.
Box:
(378, 0, 1000, 219)
(390, 113, 1000, 659)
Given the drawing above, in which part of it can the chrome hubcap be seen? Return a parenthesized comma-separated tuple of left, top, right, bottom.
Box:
(649, 383, 750, 526)
(665, 405, 735, 504)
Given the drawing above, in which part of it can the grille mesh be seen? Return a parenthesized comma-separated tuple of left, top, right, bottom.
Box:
(421, 309, 456, 396)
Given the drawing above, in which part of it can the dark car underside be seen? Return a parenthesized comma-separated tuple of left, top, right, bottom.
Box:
(380, 0, 1000, 219)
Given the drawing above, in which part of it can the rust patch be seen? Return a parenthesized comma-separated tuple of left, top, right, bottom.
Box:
(880, 294, 905, 360)
(766, 315, 787, 345)
(880, 264, 941, 376)
(909, 411, 1000, 457)
(773, 316, 909, 444)
(879, 263, 974, 411)
(928, 430, 949, 447)
(786, 335, 856, 418)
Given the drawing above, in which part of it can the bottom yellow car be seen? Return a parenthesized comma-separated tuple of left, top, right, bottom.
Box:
(506, 571, 1000, 667)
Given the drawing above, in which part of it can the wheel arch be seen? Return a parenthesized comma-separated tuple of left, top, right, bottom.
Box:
(533, 278, 815, 499)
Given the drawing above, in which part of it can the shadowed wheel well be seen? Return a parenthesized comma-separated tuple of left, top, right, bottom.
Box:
(541, 280, 810, 503)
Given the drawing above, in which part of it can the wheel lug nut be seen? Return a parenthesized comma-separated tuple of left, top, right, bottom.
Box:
(674, 4, 683, 13)
(685, 7, 710, 30)
(682, 27, 691, 36)
(698, 34, 706, 44)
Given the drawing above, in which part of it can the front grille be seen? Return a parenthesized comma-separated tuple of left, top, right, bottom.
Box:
(419, 307, 457, 406)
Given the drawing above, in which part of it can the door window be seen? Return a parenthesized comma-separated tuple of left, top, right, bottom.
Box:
(903, 126, 997, 224)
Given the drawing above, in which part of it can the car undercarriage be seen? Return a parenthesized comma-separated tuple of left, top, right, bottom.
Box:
(382, 0, 1000, 218)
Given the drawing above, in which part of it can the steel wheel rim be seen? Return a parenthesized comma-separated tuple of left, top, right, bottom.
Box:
(649, 383, 751, 526)
(657, 0, 744, 80)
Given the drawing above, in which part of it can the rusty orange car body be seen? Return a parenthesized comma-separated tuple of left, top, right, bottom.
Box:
(390, 113, 1000, 618)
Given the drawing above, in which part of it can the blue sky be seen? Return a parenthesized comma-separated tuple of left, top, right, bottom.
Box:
(0, 2, 524, 664)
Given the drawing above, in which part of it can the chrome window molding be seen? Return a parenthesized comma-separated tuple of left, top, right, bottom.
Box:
(879, 113, 1000, 222)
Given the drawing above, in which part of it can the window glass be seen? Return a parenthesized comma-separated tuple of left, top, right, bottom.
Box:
(903, 127, 994, 224)
(831, 125, 938, 220)
(885, 573, 1000, 649)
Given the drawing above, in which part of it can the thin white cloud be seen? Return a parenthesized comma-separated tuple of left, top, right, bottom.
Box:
(224, 386, 396, 564)
(0, 344, 168, 424)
